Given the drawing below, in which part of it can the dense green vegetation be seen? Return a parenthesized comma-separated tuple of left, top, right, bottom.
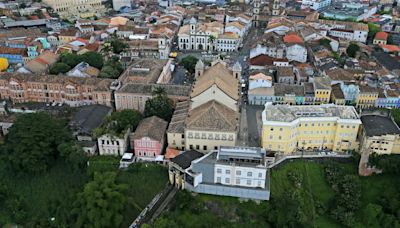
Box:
(144, 88, 174, 122)
(50, 51, 124, 78)
(346, 43, 360, 58)
(180, 55, 198, 74)
(391, 109, 400, 126)
(93, 109, 143, 138)
(0, 113, 167, 227)
(152, 159, 400, 228)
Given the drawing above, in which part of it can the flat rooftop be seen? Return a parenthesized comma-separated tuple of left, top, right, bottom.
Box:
(361, 115, 400, 137)
(263, 103, 360, 122)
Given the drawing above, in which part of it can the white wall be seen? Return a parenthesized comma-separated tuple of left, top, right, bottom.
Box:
(214, 164, 267, 188)
(191, 84, 238, 111)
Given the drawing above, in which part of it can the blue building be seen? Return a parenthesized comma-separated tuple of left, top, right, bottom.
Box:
(0, 47, 26, 64)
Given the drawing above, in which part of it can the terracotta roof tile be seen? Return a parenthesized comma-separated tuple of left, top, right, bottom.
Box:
(375, 31, 389, 41)
(133, 116, 168, 141)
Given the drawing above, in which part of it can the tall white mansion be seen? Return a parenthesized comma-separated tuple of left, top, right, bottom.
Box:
(43, 0, 105, 18)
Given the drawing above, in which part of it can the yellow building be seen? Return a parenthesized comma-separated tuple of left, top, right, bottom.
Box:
(361, 113, 400, 155)
(42, 0, 104, 19)
(262, 103, 362, 154)
(314, 77, 331, 104)
(356, 85, 379, 109)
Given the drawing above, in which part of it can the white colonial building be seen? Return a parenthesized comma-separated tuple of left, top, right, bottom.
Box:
(183, 146, 270, 200)
(97, 129, 130, 156)
(178, 17, 244, 52)
(286, 43, 307, 63)
(312, 20, 369, 43)
(301, 0, 331, 10)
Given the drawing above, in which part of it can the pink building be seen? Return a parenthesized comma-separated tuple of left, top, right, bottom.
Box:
(133, 116, 168, 161)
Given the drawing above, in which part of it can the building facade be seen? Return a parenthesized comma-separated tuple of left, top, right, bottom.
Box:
(133, 116, 168, 161)
(262, 103, 362, 154)
(182, 146, 270, 200)
(361, 112, 400, 155)
(0, 73, 114, 107)
(42, 0, 105, 18)
(98, 129, 130, 156)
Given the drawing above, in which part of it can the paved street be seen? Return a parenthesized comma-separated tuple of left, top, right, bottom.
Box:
(171, 65, 186, 85)
(246, 105, 263, 147)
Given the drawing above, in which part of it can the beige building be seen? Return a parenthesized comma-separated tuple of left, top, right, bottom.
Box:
(185, 100, 239, 152)
(361, 113, 400, 155)
(192, 59, 240, 111)
(42, 0, 104, 18)
(167, 101, 190, 151)
(167, 59, 240, 153)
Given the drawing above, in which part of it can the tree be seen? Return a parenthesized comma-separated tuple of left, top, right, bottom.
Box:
(363, 203, 383, 227)
(368, 23, 381, 40)
(208, 35, 216, 43)
(99, 59, 124, 78)
(71, 172, 127, 228)
(144, 92, 174, 121)
(49, 62, 71, 74)
(180, 55, 198, 74)
(2, 113, 72, 173)
(152, 87, 166, 97)
(387, 34, 395, 45)
(81, 51, 104, 69)
(109, 39, 128, 54)
(346, 43, 360, 58)
(57, 142, 87, 171)
(110, 109, 143, 132)
(369, 153, 400, 174)
(60, 52, 82, 68)
(99, 66, 120, 78)
(0, 182, 27, 224)
(319, 38, 331, 50)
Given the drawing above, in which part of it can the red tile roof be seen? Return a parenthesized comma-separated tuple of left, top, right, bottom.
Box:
(283, 33, 303, 44)
(375, 31, 389, 41)
(250, 54, 288, 66)
(165, 147, 180, 160)
(380, 44, 400, 53)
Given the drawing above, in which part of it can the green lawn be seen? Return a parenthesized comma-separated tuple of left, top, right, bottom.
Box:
(154, 159, 399, 227)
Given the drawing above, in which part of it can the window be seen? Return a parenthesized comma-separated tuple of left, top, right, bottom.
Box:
(247, 172, 252, 177)
(196, 145, 200, 150)
(217, 169, 222, 174)
(225, 178, 230, 184)
(236, 178, 240, 185)
(217, 177, 221, 183)
(247, 180, 251, 185)
(236, 170, 241, 175)
(258, 173, 262, 178)
(279, 128, 283, 131)
(226, 170, 230, 174)
(203, 145, 207, 150)
(190, 145, 193, 150)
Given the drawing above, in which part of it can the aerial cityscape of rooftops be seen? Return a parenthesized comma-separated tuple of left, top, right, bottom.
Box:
(0, 0, 399, 227)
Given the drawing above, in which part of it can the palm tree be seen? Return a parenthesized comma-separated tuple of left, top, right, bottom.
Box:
(208, 35, 216, 43)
